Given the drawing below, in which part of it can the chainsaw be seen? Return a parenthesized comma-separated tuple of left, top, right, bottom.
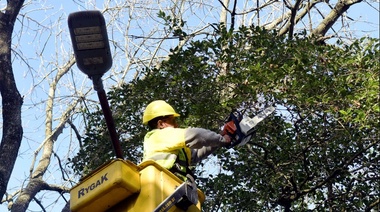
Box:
(223, 106, 275, 148)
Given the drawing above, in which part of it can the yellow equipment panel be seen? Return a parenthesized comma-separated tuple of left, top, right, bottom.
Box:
(110, 160, 205, 212)
(70, 159, 140, 212)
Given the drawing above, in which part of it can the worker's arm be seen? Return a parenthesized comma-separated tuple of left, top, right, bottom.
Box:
(184, 128, 229, 149)
(184, 128, 230, 164)
(190, 146, 218, 164)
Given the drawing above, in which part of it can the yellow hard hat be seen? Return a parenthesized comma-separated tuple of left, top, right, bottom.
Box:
(142, 100, 180, 124)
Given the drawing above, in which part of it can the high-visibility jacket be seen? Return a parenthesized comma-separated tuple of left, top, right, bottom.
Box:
(143, 127, 229, 179)
(143, 127, 192, 178)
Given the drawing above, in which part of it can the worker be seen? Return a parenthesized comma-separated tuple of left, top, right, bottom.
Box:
(142, 100, 233, 180)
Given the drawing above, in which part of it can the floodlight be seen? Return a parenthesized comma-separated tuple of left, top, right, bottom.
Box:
(68, 10, 112, 78)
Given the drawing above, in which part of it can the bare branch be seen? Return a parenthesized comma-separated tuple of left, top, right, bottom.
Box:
(311, 0, 363, 38)
(33, 197, 47, 212)
(10, 178, 70, 212)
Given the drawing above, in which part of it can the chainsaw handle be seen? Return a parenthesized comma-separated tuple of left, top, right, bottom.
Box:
(223, 111, 245, 149)
(223, 106, 276, 148)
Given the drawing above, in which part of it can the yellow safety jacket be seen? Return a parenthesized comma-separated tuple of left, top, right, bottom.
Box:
(143, 127, 193, 180)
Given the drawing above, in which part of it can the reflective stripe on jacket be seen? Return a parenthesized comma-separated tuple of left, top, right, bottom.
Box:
(143, 127, 192, 170)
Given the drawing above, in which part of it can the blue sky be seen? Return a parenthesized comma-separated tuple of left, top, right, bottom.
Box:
(0, 0, 379, 211)
(347, 1, 379, 38)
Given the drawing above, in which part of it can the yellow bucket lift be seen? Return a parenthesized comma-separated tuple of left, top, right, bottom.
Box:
(70, 159, 205, 212)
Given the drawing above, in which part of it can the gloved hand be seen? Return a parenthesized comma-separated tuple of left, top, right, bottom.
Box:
(222, 134, 232, 143)
(222, 120, 237, 137)
(222, 111, 245, 148)
(221, 120, 237, 145)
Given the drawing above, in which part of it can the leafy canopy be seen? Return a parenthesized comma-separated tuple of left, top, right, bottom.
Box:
(70, 25, 379, 211)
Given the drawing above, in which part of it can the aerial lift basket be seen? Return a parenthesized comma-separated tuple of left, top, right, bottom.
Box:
(70, 159, 140, 212)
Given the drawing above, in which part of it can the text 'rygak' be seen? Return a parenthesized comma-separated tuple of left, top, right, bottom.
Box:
(78, 173, 108, 198)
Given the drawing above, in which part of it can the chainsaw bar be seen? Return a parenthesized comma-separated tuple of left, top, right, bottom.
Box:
(239, 106, 275, 136)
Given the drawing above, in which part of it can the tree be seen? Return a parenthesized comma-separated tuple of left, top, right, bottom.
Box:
(1, 0, 378, 211)
(73, 25, 379, 211)
(0, 0, 25, 207)
(195, 27, 379, 211)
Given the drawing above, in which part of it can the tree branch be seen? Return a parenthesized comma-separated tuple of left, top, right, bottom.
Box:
(10, 179, 70, 212)
(311, 0, 363, 38)
(30, 96, 82, 179)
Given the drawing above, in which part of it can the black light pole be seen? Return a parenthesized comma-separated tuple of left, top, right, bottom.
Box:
(68, 10, 123, 159)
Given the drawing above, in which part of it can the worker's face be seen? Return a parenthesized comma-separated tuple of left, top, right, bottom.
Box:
(157, 115, 178, 129)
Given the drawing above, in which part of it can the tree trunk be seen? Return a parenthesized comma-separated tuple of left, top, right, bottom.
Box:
(0, 0, 25, 201)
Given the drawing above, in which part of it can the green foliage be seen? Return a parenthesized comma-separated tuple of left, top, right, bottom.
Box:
(70, 24, 379, 211)
(158, 10, 187, 38)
